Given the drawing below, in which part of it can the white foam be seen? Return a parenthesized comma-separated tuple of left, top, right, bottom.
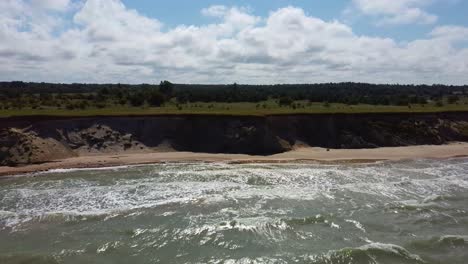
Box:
(358, 242, 423, 261)
(46, 165, 134, 173)
(1, 159, 467, 229)
(345, 219, 366, 233)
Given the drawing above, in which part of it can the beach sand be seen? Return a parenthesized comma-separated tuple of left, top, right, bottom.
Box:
(1, 143, 468, 177)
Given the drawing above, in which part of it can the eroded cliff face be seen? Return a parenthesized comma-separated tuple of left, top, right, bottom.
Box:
(1, 113, 468, 165)
(267, 113, 468, 149)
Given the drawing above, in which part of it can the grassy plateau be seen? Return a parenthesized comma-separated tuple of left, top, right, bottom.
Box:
(1, 100, 468, 117)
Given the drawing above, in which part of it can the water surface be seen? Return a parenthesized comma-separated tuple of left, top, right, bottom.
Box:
(0, 159, 467, 263)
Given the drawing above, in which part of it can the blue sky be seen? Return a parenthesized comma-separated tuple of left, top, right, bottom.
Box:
(121, 0, 468, 41)
(0, 0, 467, 84)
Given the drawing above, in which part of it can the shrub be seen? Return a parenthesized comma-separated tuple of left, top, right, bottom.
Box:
(279, 96, 293, 106)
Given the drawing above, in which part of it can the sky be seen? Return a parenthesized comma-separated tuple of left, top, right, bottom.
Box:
(1, 0, 468, 85)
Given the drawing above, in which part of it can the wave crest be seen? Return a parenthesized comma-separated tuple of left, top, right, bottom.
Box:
(303, 243, 424, 264)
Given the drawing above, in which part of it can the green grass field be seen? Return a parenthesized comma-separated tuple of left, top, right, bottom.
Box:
(2, 100, 468, 117)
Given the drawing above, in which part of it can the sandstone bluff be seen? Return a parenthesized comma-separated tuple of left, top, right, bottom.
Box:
(1, 113, 468, 166)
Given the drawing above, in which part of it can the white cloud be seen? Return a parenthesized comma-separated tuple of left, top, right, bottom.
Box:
(31, 0, 71, 11)
(201, 5, 260, 35)
(0, 1, 467, 84)
(430, 25, 468, 40)
(74, 0, 162, 41)
(350, 0, 438, 25)
(201, 5, 228, 18)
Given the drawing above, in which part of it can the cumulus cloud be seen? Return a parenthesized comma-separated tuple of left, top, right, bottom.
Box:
(0, 0, 467, 84)
(350, 0, 438, 25)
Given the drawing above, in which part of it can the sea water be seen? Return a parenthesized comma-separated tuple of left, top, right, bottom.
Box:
(0, 159, 467, 263)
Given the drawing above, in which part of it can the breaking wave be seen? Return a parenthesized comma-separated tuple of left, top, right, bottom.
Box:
(0, 159, 467, 263)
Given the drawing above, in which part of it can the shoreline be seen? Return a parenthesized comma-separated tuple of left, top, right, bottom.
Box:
(1, 143, 468, 177)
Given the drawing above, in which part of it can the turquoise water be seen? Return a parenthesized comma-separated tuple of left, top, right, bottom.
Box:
(0, 159, 467, 263)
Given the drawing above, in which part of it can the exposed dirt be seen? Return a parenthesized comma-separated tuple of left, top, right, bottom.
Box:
(0, 128, 76, 166)
(1, 113, 468, 166)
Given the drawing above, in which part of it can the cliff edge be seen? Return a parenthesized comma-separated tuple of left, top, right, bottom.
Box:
(1, 113, 468, 166)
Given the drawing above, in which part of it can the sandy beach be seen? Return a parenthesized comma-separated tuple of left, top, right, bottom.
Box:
(1, 143, 467, 177)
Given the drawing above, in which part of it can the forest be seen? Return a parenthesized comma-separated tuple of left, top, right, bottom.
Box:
(0, 81, 467, 116)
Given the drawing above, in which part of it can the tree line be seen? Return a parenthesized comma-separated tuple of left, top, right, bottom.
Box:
(0, 81, 466, 109)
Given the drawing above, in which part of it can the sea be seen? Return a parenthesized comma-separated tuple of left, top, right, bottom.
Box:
(0, 159, 467, 263)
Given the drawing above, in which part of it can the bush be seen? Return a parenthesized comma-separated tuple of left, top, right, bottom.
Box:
(78, 101, 89, 110)
(148, 90, 165, 107)
(118, 98, 127, 105)
(66, 103, 75, 110)
(129, 93, 145, 107)
(448, 95, 460, 104)
(279, 96, 293, 106)
(95, 103, 106, 109)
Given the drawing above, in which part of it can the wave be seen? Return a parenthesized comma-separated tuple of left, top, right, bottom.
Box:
(0, 254, 60, 264)
(2, 159, 467, 231)
(345, 219, 366, 233)
(3, 165, 139, 179)
(408, 235, 468, 250)
(49, 166, 131, 173)
(283, 215, 330, 226)
(301, 243, 425, 264)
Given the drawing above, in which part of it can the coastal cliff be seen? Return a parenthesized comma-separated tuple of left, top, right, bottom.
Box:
(1, 112, 468, 166)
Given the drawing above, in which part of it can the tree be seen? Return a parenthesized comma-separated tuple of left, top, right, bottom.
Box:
(129, 92, 145, 107)
(160, 80, 174, 98)
(448, 95, 460, 104)
(96, 87, 109, 101)
(230, 82, 239, 102)
(78, 101, 89, 109)
(148, 90, 165, 107)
